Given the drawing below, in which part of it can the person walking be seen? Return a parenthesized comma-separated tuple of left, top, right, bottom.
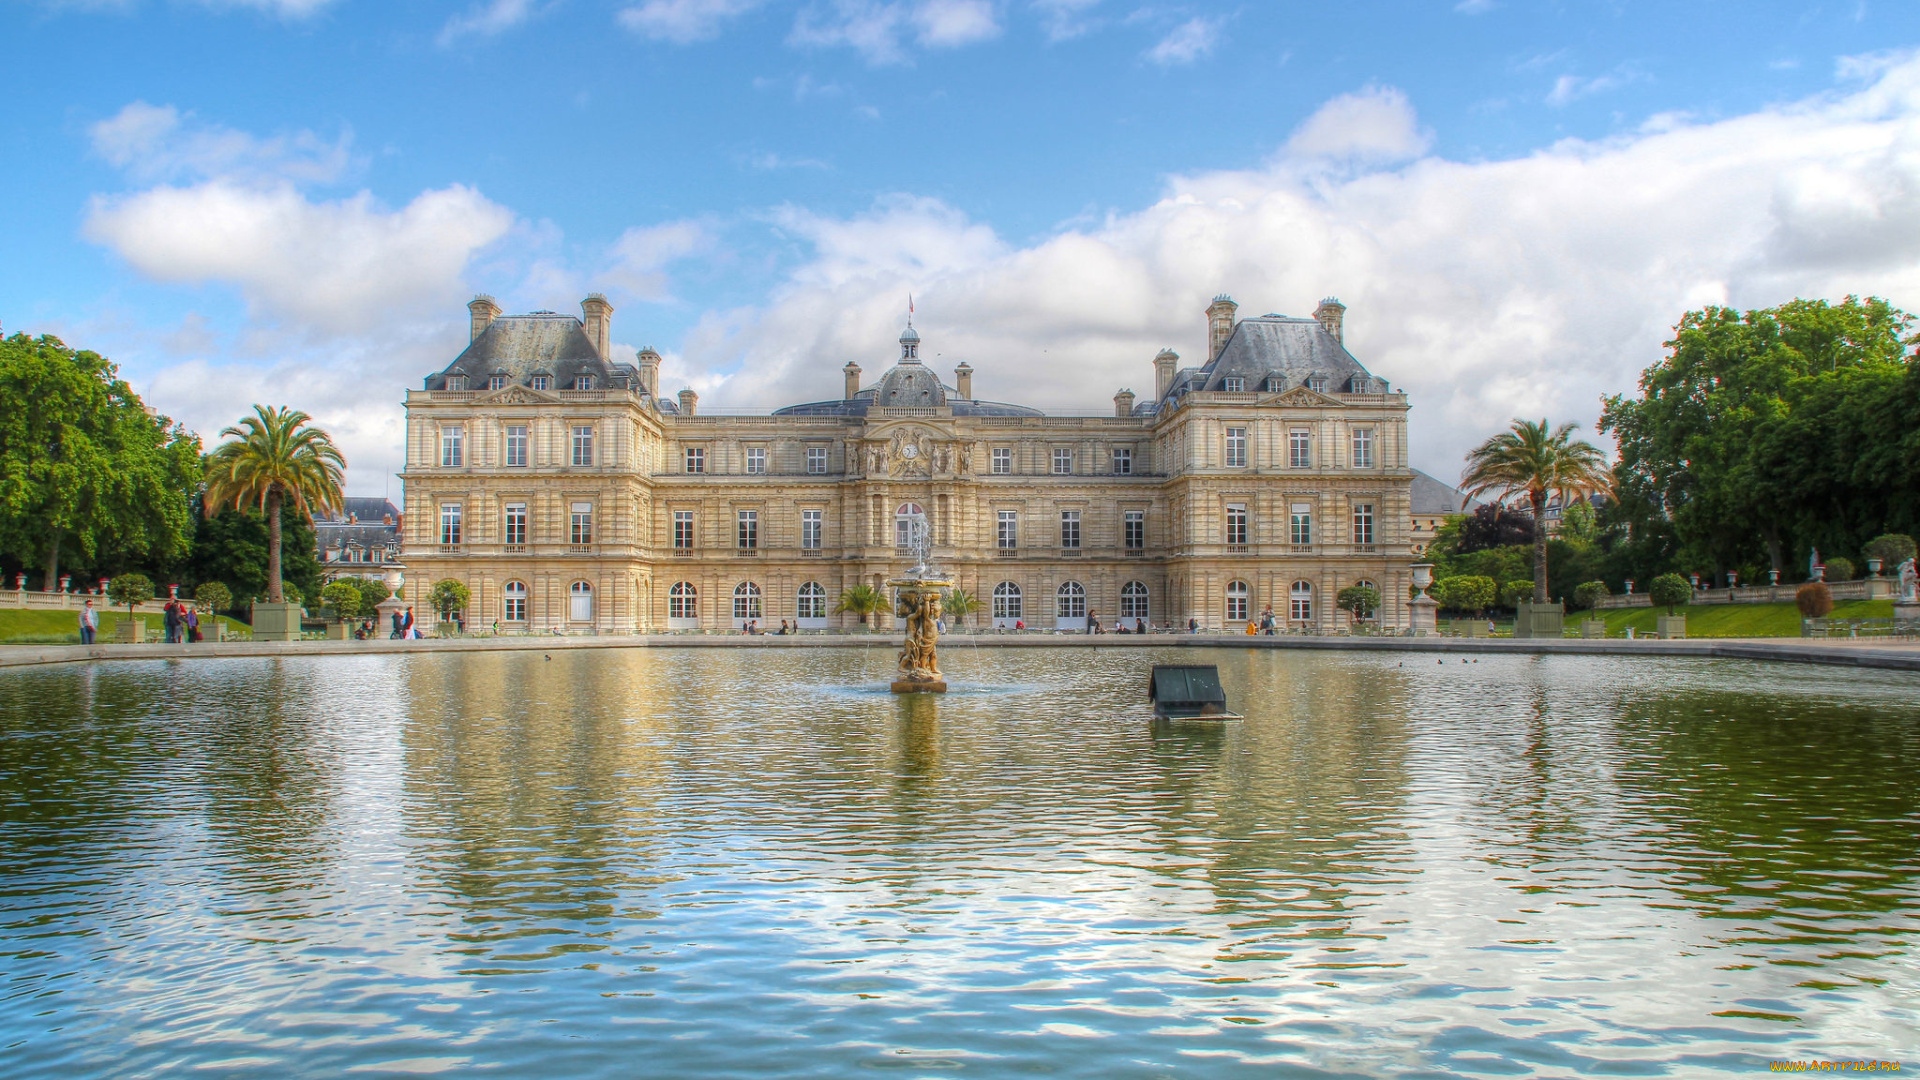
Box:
(1188, 616, 1199, 634)
(401, 606, 415, 639)
(79, 600, 98, 645)
(185, 605, 201, 643)
(391, 608, 405, 639)
(162, 600, 181, 644)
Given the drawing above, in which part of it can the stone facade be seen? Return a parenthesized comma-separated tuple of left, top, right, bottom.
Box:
(400, 294, 1416, 633)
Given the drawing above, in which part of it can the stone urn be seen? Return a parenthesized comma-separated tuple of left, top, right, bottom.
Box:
(1409, 563, 1438, 636)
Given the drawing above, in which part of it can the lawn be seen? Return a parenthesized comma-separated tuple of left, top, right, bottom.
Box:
(0, 608, 251, 644)
(1588, 599, 1894, 638)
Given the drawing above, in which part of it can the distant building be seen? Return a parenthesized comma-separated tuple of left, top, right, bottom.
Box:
(399, 292, 1420, 633)
(316, 497, 403, 583)
(1409, 469, 1478, 557)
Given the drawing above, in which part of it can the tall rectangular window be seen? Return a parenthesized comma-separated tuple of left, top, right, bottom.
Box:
(746, 447, 767, 474)
(504, 503, 526, 547)
(570, 502, 593, 546)
(1290, 503, 1313, 546)
(992, 448, 1012, 474)
(1060, 510, 1081, 549)
(1111, 447, 1132, 475)
(997, 510, 1018, 550)
(807, 447, 828, 474)
(801, 509, 822, 550)
(504, 425, 528, 467)
(685, 447, 706, 473)
(1226, 504, 1248, 548)
(673, 511, 695, 550)
(571, 425, 594, 467)
(1351, 428, 1374, 469)
(1053, 448, 1073, 475)
(1289, 428, 1312, 469)
(1352, 504, 1374, 546)
(737, 510, 758, 550)
(1225, 427, 1247, 468)
(440, 426, 464, 467)
(439, 504, 462, 546)
(1125, 510, 1145, 550)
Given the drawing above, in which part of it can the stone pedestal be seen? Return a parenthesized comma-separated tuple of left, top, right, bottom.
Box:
(1895, 601, 1920, 625)
(1409, 596, 1438, 636)
(1657, 614, 1687, 639)
(1580, 619, 1606, 639)
(251, 601, 303, 642)
(1513, 601, 1565, 639)
(115, 617, 147, 643)
(891, 679, 948, 694)
(1863, 578, 1894, 600)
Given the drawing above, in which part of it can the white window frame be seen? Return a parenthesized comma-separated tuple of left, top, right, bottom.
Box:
(440, 426, 464, 468)
(1060, 510, 1081, 550)
(504, 425, 528, 467)
(733, 581, 762, 623)
(1112, 446, 1132, 475)
(801, 509, 822, 550)
(1226, 580, 1250, 622)
(1290, 503, 1313, 547)
(991, 448, 1012, 474)
(571, 425, 594, 467)
(1222, 377, 1246, 392)
(570, 502, 594, 546)
(797, 582, 827, 621)
(806, 446, 828, 474)
(1352, 504, 1374, 546)
(737, 509, 758, 550)
(1052, 448, 1073, 475)
(504, 503, 527, 548)
(993, 581, 1023, 624)
(669, 582, 697, 622)
(1290, 580, 1313, 622)
(439, 503, 462, 546)
(673, 511, 695, 550)
(685, 447, 706, 474)
(503, 580, 527, 622)
(745, 447, 767, 474)
(997, 510, 1018, 550)
(1225, 503, 1248, 548)
(1289, 428, 1312, 469)
(1351, 428, 1374, 469)
(1225, 426, 1247, 468)
(1124, 510, 1145, 550)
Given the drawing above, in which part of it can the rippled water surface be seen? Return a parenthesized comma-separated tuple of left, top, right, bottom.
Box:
(2, 646, 1917, 1077)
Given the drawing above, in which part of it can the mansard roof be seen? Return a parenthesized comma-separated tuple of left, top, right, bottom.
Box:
(773, 384, 1044, 418)
(1153, 314, 1384, 411)
(1410, 469, 1480, 516)
(316, 497, 400, 526)
(426, 314, 614, 390)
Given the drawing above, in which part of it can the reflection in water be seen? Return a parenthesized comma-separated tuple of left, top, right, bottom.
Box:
(0, 648, 1915, 1077)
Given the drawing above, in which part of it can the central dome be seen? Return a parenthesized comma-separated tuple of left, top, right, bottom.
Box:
(875, 362, 946, 406)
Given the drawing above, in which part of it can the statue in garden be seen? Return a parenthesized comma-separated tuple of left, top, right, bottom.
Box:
(895, 589, 944, 685)
(1899, 557, 1918, 603)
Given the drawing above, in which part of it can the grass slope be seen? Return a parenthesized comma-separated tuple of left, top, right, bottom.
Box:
(1593, 599, 1893, 638)
(0, 608, 251, 644)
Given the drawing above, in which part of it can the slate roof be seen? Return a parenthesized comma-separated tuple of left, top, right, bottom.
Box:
(426, 314, 620, 391)
(1147, 315, 1385, 414)
(1410, 469, 1480, 516)
(773, 385, 1044, 418)
(316, 497, 401, 525)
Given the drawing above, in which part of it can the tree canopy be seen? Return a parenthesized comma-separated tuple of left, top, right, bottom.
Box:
(0, 334, 201, 587)
(1461, 419, 1612, 604)
(203, 406, 345, 604)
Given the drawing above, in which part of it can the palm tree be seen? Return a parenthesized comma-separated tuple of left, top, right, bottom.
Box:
(203, 405, 346, 604)
(1461, 419, 1611, 604)
(833, 584, 889, 629)
(942, 588, 978, 629)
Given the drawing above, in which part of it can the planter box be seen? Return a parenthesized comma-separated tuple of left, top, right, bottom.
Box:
(1446, 619, 1488, 638)
(1513, 601, 1565, 639)
(1657, 615, 1687, 639)
(115, 618, 147, 643)
(1580, 619, 1606, 639)
(250, 601, 303, 642)
(325, 621, 353, 641)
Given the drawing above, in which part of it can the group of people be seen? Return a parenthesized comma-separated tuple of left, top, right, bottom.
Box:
(389, 607, 424, 639)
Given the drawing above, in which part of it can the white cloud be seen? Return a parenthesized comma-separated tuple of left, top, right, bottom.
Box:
(1284, 85, 1431, 164)
(90, 101, 355, 185)
(1546, 67, 1645, 106)
(600, 219, 713, 300)
(914, 0, 998, 47)
(618, 0, 765, 43)
(1033, 0, 1099, 41)
(659, 57, 1920, 478)
(438, 0, 542, 44)
(1144, 15, 1219, 66)
(789, 0, 1000, 64)
(748, 151, 832, 169)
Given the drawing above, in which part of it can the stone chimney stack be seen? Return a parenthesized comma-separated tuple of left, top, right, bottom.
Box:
(1113, 389, 1135, 417)
(677, 388, 697, 417)
(581, 294, 614, 358)
(1314, 297, 1346, 344)
(843, 361, 862, 400)
(468, 295, 501, 342)
(636, 347, 661, 397)
(954, 362, 973, 399)
(1153, 348, 1179, 400)
(1206, 294, 1238, 361)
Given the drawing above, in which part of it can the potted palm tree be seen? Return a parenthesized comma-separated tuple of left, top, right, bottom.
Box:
(833, 584, 888, 631)
(1461, 419, 1612, 639)
(942, 588, 978, 632)
(202, 405, 346, 642)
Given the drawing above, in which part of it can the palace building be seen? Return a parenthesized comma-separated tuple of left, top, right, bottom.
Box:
(398, 292, 1417, 633)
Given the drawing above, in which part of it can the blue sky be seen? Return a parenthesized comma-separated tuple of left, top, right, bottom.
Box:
(4, 0, 1920, 492)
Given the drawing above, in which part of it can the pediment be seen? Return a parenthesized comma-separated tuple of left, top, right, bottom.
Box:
(1268, 386, 1345, 408)
(479, 385, 559, 406)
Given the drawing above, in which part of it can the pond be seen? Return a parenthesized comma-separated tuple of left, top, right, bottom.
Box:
(1, 646, 1915, 1077)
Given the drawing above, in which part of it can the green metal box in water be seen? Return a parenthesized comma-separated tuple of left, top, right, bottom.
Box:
(1148, 664, 1241, 720)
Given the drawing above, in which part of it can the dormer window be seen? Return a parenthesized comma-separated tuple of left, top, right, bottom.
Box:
(531, 374, 552, 391)
(1264, 376, 1283, 392)
(575, 374, 595, 391)
(1307, 376, 1327, 393)
(488, 372, 507, 391)
(446, 374, 468, 391)
(1222, 377, 1246, 392)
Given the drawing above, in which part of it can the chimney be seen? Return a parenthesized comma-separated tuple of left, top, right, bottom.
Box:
(636, 346, 661, 397)
(581, 294, 613, 358)
(1206, 294, 1238, 361)
(1314, 297, 1346, 343)
(843, 361, 862, 400)
(1113, 389, 1135, 417)
(468, 295, 501, 342)
(677, 388, 697, 417)
(1153, 348, 1179, 400)
(954, 362, 973, 399)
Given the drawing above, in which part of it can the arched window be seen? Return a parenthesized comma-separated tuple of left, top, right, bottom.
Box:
(569, 580, 594, 623)
(669, 581, 697, 620)
(895, 502, 925, 548)
(503, 580, 528, 622)
(1056, 581, 1086, 619)
(993, 581, 1023, 622)
(733, 581, 762, 623)
(797, 581, 826, 620)
(1225, 580, 1250, 622)
(1120, 581, 1149, 623)
(1290, 580, 1314, 622)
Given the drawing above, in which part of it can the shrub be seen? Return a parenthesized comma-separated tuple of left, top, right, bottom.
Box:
(1796, 582, 1834, 618)
(429, 579, 471, 618)
(355, 578, 391, 609)
(1337, 584, 1382, 620)
(1573, 580, 1610, 611)
(1863, 534, 1917, 571)
(194, 581, 232, 615)
(1822, 556, 1855, 582)
(280, 580, 303, 607)
(1501, 579, 1535, 608)
(1648, 573, 1691, 615)
(1433, 575, 1497, 615)
(107, 573, 154, 616)
(320, 580, 364, 621)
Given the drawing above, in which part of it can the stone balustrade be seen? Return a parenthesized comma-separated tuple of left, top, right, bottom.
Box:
(1593, 577, 1893, 609)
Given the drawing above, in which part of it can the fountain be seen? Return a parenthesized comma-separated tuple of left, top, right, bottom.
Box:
(889, 510, 953, 694)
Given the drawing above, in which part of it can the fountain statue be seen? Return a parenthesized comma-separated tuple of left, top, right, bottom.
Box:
(890, 510, 953, 694)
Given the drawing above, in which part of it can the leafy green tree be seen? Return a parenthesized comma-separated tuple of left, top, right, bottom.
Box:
(1500, 579, 1535, 609)
(1557, 499, 1600, 544)
(354, 577, 391, 609)
(203, 406, 346, 604)
(181, 505, 321, 608)
(194, 581, 231, 615)
(1648, 573, 1692, 615)
(1822, 556, 1856, 582)
(0, 334, 201, 587)
(1433, 575, 1496, 616)
(1864, 534, 1916, 571)
(833, 584, 888, 627)
(108, 572, 152, 618)
(320, 580, 364, 620)
(429, 579, 471, 620)
(1462, 419, 1612, 604)
(942, 588, 978, 628)
(1336, 584, 1381, 621)
(1573, 581, 1610, 611)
